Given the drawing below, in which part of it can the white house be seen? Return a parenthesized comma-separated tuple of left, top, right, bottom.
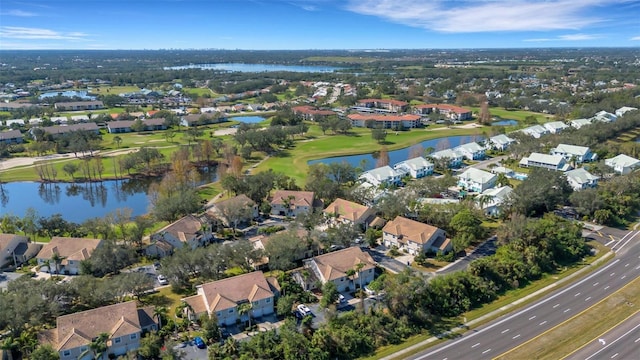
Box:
(359, 165, 403, 187)
(521, 125, 549, 138)
(488, 134, 516, 151)
(570, 118, 592, 129)
(323, 198, 375, 226)
(544, 121, 569, 134)
(303, 247, 376, 292)
(564, 168, 599, 191)
(457, 167, 497, 193)
(615, 106, 637, 117)
(393, 157, 434, 179)
(550, 144, 597, 163)
(477, 186, 513, 216)
(454, 142, 486, 160)
(147, 214, 213, 258)
(382, 216, 450, 255)
(592, 111, 617, 123)
(36, 237, 103, 275)
(519, 153, 572, 171)
(604, 154, 640, 175)
(429, 149, 464, 168)
(270, 190, 317, 217)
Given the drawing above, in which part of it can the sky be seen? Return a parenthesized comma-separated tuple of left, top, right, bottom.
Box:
(0, 0, 639, 50)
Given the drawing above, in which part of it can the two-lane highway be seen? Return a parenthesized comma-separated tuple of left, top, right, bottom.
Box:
(407, 230, 640, 360)
(566, 311, 640, 360)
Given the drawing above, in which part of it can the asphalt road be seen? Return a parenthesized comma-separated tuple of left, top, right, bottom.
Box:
(407, 230, 640, 360)
(567, 311, 640, 360)
(438, 237, 497, 275)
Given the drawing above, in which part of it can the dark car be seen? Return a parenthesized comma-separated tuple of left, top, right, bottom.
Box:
(194, 336, 206, 349)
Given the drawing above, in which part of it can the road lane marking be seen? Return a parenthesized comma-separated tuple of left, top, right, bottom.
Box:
(564, 308, 571, 313)
(610, 353, 618, 358)
(615, 231, 639, 252)
(553, 304, 560, 308)
(593, 282, 599, 286)
(501, 329, 510, 334)
(610, 272, 615, 277)
(512, 334, 520, 339)
(482, 349, 491, 354)
(585, 297, 592, 301)
(621, 275, 626, 280)
(539, 321, 547, 326)
(605, 239, 616, 246)
(472, 343, 480, 348)
(605, 286, 610, 290)
(529, 316, 536, 320)
(575, 292, 581, 297)
(624, 263, 629, 267)
(635, 337, 640, 343)
(582, 313, 640, 360)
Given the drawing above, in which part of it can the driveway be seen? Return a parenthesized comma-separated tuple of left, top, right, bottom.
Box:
(364, 247, 411, 274)
(174, 340, 208, 360)
(437, 236, 497, 274)
(0, 271, 22, 290)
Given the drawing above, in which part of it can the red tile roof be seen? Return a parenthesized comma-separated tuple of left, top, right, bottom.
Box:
(415, 104, 471, 114)
(347, 113, 420, 122)
(357, 98, 409, 107)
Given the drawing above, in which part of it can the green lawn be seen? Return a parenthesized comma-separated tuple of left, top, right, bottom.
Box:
(88, 86, 141, 95)
(183, 87, 219, 97)
(470, 107, 552, 123)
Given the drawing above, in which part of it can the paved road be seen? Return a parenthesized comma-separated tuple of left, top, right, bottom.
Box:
(406, 230, 640, 360)
(365, 248, 412, 274)
(567, 311, 640, 360)
(438, 237, 497, 275)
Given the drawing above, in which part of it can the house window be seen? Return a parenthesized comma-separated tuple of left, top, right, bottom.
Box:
(229, 309, 234, 313)
(130, 333, 137, 340)
(266, 298, 271, 303)
(217, 312, 221, 317)
(62, 350, 71, 357)
(80, 347, 87, 353)
(368, 269, 372, 273)
(114, 337, 121, 344)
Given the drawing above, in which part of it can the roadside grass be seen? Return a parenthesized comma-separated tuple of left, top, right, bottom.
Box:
(140, 286, 183, 315)
(364, 241, 610, 360)
(495, 276, 640, 360)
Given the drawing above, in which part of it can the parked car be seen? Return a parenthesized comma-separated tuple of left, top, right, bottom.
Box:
(157, 274, 168, 285)
(338, 294, 346, 304)
(364, 286, 376, 296)
(297, 304, 312, 316)
(194, 336, 206, 349)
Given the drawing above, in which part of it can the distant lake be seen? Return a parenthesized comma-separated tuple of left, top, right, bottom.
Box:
(0, 168, 217, 223)
(39, 90, 96, 100)
(231, 116, 266, 123)
(164, 63, 341, 73)
(308, 135, 484, 171)
(492, 119, 518, 126)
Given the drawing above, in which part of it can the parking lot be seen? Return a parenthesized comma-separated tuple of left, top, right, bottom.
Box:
(0, 271, 22, 290)
(172, 339, 208, 360)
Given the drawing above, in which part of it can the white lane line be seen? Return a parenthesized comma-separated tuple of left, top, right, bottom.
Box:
(634, 337, 640, 343)
(610, 272, 616, 277)
(553, 304, 560, 308)
(575, 292, 581, 297)
(611, 353, 618, 358)
(585, 322, 640, 360)
(482, 349, 491, 354)
(539, 321, 547, 326)
(564, 308, 571, 313)
(605, 286, 611, 290)
(471, 343, 480, 348)
(529, 316, 536, 320)
(513, 334, 521, 339)
(605, 239, 616, 247)
(625, 263, 629, 267)
(501, 329, 510, 334)
(621, 275, 626, 280)
(615, 231, 640, 252)
(635, 265, 640, 270)
(593, 282, 599, 287)
(585, 297, 592, 301)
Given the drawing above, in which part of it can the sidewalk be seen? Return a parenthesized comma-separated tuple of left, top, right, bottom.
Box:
(379, 251, 615, 360)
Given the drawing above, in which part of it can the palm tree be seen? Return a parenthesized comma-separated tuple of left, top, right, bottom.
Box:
(221, 337, 238, 357)
(153, 306, 168, 330)
(237, 303, 252, 330)
(80, 332, 109, 360)
(50, 251, 65, 275)
(112, 136, 122, 148)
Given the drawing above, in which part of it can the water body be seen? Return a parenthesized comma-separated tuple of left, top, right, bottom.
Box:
(231, 116, 266, 123)
(308, 135, 484, 171)
(164, 63, 341, 73)
(492, 119, 518, 126)
(39, 90, 96, 100)
(0, 168, 217, 223)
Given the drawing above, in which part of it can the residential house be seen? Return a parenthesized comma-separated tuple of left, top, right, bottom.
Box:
(521, 125, 550, 138)
(615, 106, 637, 117)
(302, 247, 376, 292)
(564, 168, 599, 191)
(180, 113, 223, 127)
(519, 153, 571, 171)
(71, 115, 90, 122)
(356, 98, 409, 113)
(0, 233, 41, 268)
(323, 198, 375, 226)
(33, 123, 100, 138)
(393, 156, 434, 179)
(550, 144, 597, 164)
(107, 118, 167, 133)
(270, 190, 317, 217)
(347, 113, 420, 129)
(428, 148, 464, 168)
(604, 154, 640, 175)
(477, 186, 513, 216)
(488, 134, 516, 151)
(181, 271, 280, 326)
(146, 215, 212, 258)
(570, 118, 592, 129)
(457, 168, 497, 193)
(292, 105, 336, 121)
(490, 166, 514, 177)
(414, 104, 473, 120)
(5, 119, 25, 127)
(382, 216, 450, 255)
(454, 142, 485, 160)
(54, 101, 104, 111)
(38, 301, 157, 360)
(36, 237, 103, 275)
(592, 111, 617, 123)
(544, 121, 569, 134)
(359, 165, 403, 187)
(207, 194, 259, 228)
(50, 116, 69, 124)
(0, 129, 23, 144)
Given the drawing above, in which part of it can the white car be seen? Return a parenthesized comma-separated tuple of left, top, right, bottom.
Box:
(157, 275, 169, 285)
(338, 294, 346, 304)
(364, 286, 376, 296)
(297, 304, 312, 316)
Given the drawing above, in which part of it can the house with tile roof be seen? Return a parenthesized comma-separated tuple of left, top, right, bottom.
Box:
(477, 186, 513, 216)
(550, 144, 597, 164)
(36, 237, 103, 275)
(570, 118, 592, 129)
(146, 214, 212, 258)
(544, 121, 569, 134)
(32, 123, 100, 138)
(0, 129, 23, 144)
(181, 271, 280, 326)
(323, 198, 375, 227)
(519, 153, 572, 172)
(347, 113, 420, 129)
(292, 105, 336, 121)
(414, 104, 473, 120)
(382, 216, 450, 255)
(454, 142, 486, 160)
(38, 301, 157, 360)
(457, 168, 497, 193)
(0, 233, 41, 268)
(521, 125, 550, 138)
(605, 154, 640, 175)
(428, 148, 464, 168)
(270, 190, 318, 217)
(302, 247, 376, 292)
(356, 98, 409, 113)
(564, 168, 599, 191)
(393, 156, 434, 179)
(488, 134, 516, 151)
(359, 165, 403, 187)
(54, 101, 104, 111)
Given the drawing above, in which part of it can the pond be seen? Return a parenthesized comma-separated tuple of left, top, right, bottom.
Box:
(0, 167, 217, 223)
(164, 63, 341, 73)
(39, 90, 96, 100)
(231, 116, 266, 124)
(308, 135, 484, 171)
(492, 119, 518, 126)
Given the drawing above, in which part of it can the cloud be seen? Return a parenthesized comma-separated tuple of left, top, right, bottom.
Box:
(524, 33, 603, 42)
(346, 0, 620, 33)
(0, 9, 38, 16)
(631, 36, 640, 41)
(289, 1, 318, 11)
(0, 26, 89, 41)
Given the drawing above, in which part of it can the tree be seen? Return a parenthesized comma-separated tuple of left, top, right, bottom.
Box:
(112, 135, 123, 148)
(50, 251, 66, 275)
(153, 306, 168, 330)
(30, 344, 60, 360)
(238, 302, 253, 329)
(508, 168, 573, 216)
(138, 332, 162, 360)
(449, 208, 484, 241)
(264, 229, 308, 271)
(62, 163, 79, 180)
(375, 146, 390, 167)
(320, 281, 339, 308)
(371, 127, 387, 144)
(131, 119, 145, 132)
(478, 99, 492, 125)
(199, 312, 220, 343)
(80, 332, 109, 360)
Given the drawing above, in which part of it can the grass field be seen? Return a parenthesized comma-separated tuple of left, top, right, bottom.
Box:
(470, 107, 552, 123)
(88, 86, 141, 95)
(495, 276, 640, 360)
(183, 87, 219, 98)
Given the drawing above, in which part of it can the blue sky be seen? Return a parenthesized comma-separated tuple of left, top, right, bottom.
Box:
(1, 0, 639, 50)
